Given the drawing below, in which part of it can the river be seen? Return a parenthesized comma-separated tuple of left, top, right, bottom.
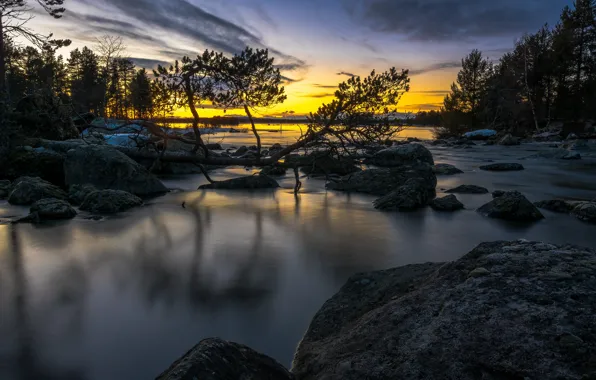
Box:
(1, 130, 595, 380)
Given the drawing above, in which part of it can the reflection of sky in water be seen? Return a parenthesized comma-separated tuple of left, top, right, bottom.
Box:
(1, 143, 596, 380)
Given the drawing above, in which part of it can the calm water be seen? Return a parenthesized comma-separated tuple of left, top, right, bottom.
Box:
(1, 134, 596, 380)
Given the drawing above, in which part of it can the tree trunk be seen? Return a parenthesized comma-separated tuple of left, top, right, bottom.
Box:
(244, 104, 262, 162)
(184, 77, 207, 155)
(0, 14, 6, 94)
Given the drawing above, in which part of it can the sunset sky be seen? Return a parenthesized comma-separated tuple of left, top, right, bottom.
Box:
(32, 0, 571, 117)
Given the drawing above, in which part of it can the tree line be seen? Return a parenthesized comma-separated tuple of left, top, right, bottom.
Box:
(435, 0, 596, 137)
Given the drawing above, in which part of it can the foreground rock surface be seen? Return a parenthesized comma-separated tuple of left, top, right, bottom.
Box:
(327, 164, 436, 196)
(64, 145, 167, 196)
(366, 143, 434, 167)
(156, 338, 293, 380)
(8, 177, 68, 205)
(433, 163, 463, 175)
(199, 174, 279, 190)
(1, 147, 66, 186)
(292, 240, 596, 380)
(430, 194, 464, 211)
(478, 191, 544, 221)
(80, 190, 143, 214)
(29, 198, 77, 221)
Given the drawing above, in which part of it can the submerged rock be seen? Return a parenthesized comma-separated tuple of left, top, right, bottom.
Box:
(199, 174, 279, 190)
(571, 202, 596, 223)
(29, 198, 77, 221)
(373, 178, 435, 211)
(327, 164, 436, 196)
(80, 189, 143, 214)
(445, 185, 489, 194)
(260, 165, 287, 176)
(8, 177, 68, 205)
(205, 143, 223, 150)
(433, 163, 463, 175)
(292, 240, 596, 380)
(366, 143, 434, 167)
(156, 338, 293, 380)
(534, 199, 579, 213)
(430, 194, 464, 211)
(64, 145, 167, 196)
(479, 163, 524, 171)
(478, 191, 544, 221)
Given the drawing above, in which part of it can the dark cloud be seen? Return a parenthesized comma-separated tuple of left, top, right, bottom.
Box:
(281, 75, 302, 84)
(409, 90, 450, 95)
(337, 71, 356, 77)
(130, 57, 171, 69)
(403, 102, 443, 110)
(346, 0, 570, 41)
(409, 62, 460, 75)
(313, 84, 338, 89)
(63, 11, 162, 43)
(302, 92, 336, 98)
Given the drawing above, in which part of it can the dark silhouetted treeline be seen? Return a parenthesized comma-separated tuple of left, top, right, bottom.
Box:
(438, 0, 596, 137)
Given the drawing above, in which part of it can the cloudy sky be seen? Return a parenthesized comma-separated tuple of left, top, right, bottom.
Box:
(32, 0, 571, 116)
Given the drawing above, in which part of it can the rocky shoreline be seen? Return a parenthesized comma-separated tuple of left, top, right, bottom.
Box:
(156, 240, 596, 380)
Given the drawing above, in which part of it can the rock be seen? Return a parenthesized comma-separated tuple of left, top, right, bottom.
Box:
(292, 240, 596, 380)
(199, 174, 279, 190)
(231, 146, 248, 156)
(478, 191, 544, 221)
(498, 133, 520, 146)
(567, 140, 590, 151)
(566, 133, 578, 140)
(430, 194, 464, 211)
(0, 147, 66, 186)
(8, 177, 68, 205)
(0, 180, 11, 199)
(571, 202, 596, 223)
(479, 163, 524, 171)
(366, 143, 434, 167)
(261, 165, 287, 176)
(156, 338, 293, 380)
(492, 190, 506, 198)
(29, 198, 77, 221)
(462, 129, 497, 140)
(327, 164, 436, 196)
(433, 163, 463, 175)
(68, 184, 98, 206)
(205, 143, 223, 150)
(431, 139, 446, 146)
(562, 152, 581, 160)
(445, 185, 489, 194)
(373, 178, 435, 211)
(299, 153, 361, 176)
(534, 199, 579, 213)
(64, 145, 167, 196)
(80, 190, 143, 214)
(269, 143, 283, 154)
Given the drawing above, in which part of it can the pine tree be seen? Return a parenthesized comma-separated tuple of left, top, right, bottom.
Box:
(129, 68, 153, 119)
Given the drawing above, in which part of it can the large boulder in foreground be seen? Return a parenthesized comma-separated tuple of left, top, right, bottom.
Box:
(430, 194, 464, 211)
(478, 191, 544, 221)
(292, 240, 596, 380)
(80, 190, 143, 214)
(296, 152, 361, 177)
(373, 178, 435, 211)
(8, 177, 68, 205)
(1, 147, 66, 186)
(199, 174, 279, 190)
(64, 145, 167, 196)
(29, 198, 77, 221)
(156, 338, 293, 380)
(327, 164, 436, 196)
(366, 143, 434, 167)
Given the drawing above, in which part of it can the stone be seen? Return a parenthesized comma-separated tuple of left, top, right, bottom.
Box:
(571, 202, 596, 223)
(366, 143, 434, 167)
(0, 180, 11, 199)
(292, 241, 596, 380)
(433, 163, 463, 175)
(534, 199, 579, 213)
(0, 147, 66, 186)
(327, 164, 436, 196)
(231, 146, 248, 156)
(205, 143, 223, 150)
(64, 145, 167, 196)
(562, 152, 581, 160)
(479, 163, 524, 171)
(155, 338, 293, 380)
(478, 191, 544, 221)
(445, 185, 489, 194)
(80, 190, 143, 214)
(68, 184, 99, 206)
(462, 129, 497, 140)
(498, 133, 520, 146)
(298, 152, 361, 176)
(430, 194, 464, 211)
(373, 178, 435, 211)
(199, 174, 279, 190)
(492, 190, 506, 198)
(29, 198, 77, 221)
(260, 165, 287, 176)
(8, 177, 68, 205)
